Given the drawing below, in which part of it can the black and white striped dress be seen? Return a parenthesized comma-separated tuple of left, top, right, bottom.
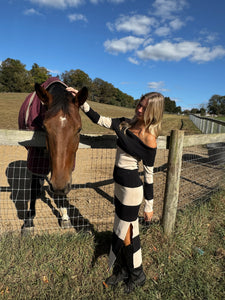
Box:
(82, 103, 156, 269)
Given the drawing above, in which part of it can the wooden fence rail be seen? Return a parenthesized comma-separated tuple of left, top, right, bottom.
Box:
(0, 129, 225, 236)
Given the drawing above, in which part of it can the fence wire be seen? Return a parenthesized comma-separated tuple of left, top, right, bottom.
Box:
(0, 142, 225, 235)
(179, 143, 225, 208)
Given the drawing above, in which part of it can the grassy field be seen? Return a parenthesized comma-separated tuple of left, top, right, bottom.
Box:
(0, 191, 224, 299)
(215, 116, 225, 122)
(0, 92, 201, 135)
(1, 93, 224, 299)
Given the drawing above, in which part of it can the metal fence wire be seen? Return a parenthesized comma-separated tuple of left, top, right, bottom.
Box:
(180, 144, 225, 207)
(0, 134, 225, 235)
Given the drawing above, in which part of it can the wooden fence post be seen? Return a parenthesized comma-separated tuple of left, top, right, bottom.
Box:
(162, 130, 184, 236)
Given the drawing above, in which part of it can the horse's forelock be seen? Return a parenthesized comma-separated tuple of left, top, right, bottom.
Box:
(46, 82, 70, 116)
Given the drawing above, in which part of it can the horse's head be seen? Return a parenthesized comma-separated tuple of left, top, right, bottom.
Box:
(35, 82, 88, 195)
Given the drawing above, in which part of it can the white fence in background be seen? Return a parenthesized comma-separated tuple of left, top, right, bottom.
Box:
(190, 114, 225, 134)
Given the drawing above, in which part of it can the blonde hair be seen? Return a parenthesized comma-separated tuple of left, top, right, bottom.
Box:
(121, 92, 164, 138)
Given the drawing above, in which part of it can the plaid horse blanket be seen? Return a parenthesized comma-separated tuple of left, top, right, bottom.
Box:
(18, 77, 67, 175)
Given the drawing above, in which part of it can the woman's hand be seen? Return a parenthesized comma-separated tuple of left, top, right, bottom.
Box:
(66, 87, 78, 97)
(144, 211, 153, 222)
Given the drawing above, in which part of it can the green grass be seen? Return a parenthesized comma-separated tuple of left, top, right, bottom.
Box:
(0, 190, 224, 299)
(215, 116, 225, 122)
(0, 93, 200, 136)
(0, 93, 216, 299)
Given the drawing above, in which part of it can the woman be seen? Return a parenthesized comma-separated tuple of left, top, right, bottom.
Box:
(67, 88, 164, 293)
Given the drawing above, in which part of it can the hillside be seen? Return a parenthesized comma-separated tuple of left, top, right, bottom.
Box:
(0, 93, 200, 135)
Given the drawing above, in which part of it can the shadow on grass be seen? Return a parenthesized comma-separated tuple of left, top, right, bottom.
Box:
(91, 230, 112, 267)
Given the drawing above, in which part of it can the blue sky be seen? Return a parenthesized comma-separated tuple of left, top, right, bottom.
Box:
(1, 0, 225, 110)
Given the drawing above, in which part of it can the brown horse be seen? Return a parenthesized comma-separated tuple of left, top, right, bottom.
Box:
(19, 80, 88, 229)
(35, 82, 88, 195)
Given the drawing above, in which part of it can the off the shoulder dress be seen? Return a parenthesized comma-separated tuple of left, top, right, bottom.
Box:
(82, 103, 156, 269)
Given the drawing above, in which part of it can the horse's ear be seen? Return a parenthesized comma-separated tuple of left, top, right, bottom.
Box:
(75, 87, 88, 107)
(35, 83, 51, 105)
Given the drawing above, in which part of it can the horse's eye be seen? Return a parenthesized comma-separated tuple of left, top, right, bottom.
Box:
(77, 128, 82, 134)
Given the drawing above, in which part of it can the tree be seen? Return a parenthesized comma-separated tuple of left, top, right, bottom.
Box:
(200, 107, 206, 116)
(0, 58, 32, 92)
(207, 94, 223, 115)
(61, 69, 92, 91)
(183, 109, 190, 115)
(175, 106, 182, 114)
(92, 78, 113, 103)
(91, 78, 135, 107)
(0, 57, 138, 108)
(164, 97, 177, 113)
(30, 63, 50, 84)
(218, 96, 225, 114)
(191, 108, 199, 114)
(91, 78, 104, 102)
(114, 88, 135, 108)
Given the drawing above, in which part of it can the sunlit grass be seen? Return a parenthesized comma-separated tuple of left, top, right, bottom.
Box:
(0, 93, 201, 135)
(0, 190, 224, 299)
(215, 116, 225, 122)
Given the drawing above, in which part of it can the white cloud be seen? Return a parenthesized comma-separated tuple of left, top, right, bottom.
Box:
(154, 18, 185, 36)
(190, 45, 225, 62)
(143, 38, 154, 47)
(171, 97, 182, 103)
(108, 0, 125, 3)
(107, 15, 157, 36)
(29, 0, 125, 7)
(169, 18, 184, 30)
(154, 26, 171, 37)
(199, 30, 219, 44)
(152, 0, 188, 19)
(104, 36, 144, 54)
(24, 8, 42, 15)
(29, 0, 84, 9)
(137, 41, 225, 63)
(68, 13, 88, 22)
(148, 81, 169, 92)
(204, 34, 218, 44)
(48, 68, 60, 74)
(137, 41, 190, 61)
(90, 0, 125, 2)
(128, 57, 139, 65)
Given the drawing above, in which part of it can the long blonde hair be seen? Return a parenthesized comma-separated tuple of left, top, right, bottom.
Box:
(121, 92, 164, 138)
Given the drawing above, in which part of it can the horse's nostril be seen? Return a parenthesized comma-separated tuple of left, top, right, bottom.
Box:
(64, 183, 71, 195)
(48, 180, 71, 196)
(48, 183, 71, 196)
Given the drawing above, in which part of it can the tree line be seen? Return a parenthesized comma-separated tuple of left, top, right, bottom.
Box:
(183, 95, 225, 116)
(0, 58, 136, 108)
(207, 95, 225, 115)
(1, 57, 184, 112)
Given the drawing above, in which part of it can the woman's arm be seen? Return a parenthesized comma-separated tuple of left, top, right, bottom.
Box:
(81, 102, 112, 129)
(143, 164, 154, 222)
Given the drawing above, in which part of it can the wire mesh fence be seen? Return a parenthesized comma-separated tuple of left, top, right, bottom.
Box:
(180, 144, 225, 208)
(0, 131, 225, 235)
(0, 145, 168, 234)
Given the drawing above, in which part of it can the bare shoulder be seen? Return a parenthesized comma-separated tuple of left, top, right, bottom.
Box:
(144, 133, 157, 148)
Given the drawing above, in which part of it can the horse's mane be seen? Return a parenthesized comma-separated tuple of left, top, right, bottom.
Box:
(45, 82, 72, 117)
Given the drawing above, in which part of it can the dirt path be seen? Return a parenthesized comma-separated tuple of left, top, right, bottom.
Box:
(0, 145, 224, 234)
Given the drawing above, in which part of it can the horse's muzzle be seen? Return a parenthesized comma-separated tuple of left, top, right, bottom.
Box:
(48, 183, 71, 196)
